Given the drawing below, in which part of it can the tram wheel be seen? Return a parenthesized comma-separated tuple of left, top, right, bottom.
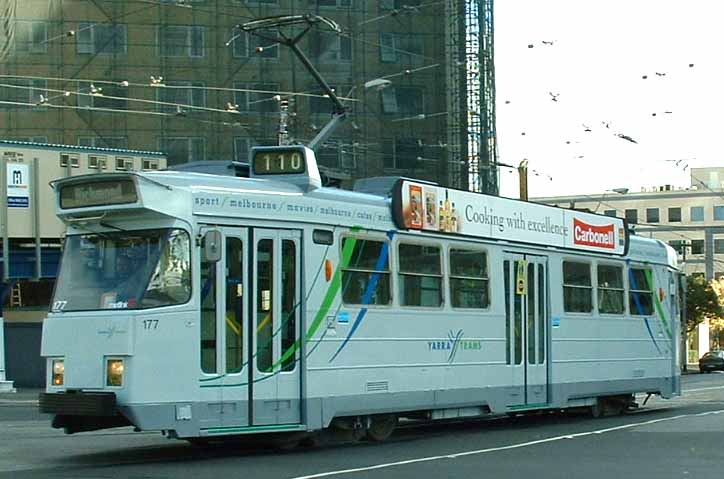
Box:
(366, 414, 397, 442)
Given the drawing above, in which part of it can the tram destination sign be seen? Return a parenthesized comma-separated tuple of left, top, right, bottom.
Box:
(392, 180, 628, 255)
(251, 146, 307, 175)
(60, 179, 138, 209)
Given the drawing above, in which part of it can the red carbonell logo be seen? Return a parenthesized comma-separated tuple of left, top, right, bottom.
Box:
(573, 219, 615, 249)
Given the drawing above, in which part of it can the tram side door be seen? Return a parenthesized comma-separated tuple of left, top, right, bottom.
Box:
(503, 253, 549, 408)
(199, 228, 249, 429)
(251, 228, 302, 426)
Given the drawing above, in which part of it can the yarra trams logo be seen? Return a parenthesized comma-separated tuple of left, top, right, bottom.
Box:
(428, 329, 483, 363)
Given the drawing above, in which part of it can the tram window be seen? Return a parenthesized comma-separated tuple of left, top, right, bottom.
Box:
(225, 238, 243, 374)
(200, 238, 217, 374)
(628, 267, 654, 316)
(341, 238, 391, 305)
(313, 229, 334, 245)
(449, 249, 489, 309)
(562, 261, 592, 313)
(281, 240, 297, 372)
(597, 264, 625, 314)
(398, 243, 442, 307)
(257, 239, 274, 372)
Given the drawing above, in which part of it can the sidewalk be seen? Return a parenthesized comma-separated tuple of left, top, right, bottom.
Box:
(0, 388, 42, 405)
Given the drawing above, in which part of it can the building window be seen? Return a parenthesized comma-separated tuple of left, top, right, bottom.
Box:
(383, 137, 425, 170)
(0, 79, 47, 109)
(449, 249, 489, 309)
(668, 207, 682, 223)
(308, 0, 351, 6)
(398, 243, 442, 307)
(233, 30, 280, 59)
(669, 240, 684, 254)
(645, 208, 659, 223)
(159, 25, 205, 57)
(691, 239, 704, 255)
(77, 137, 128, 149)
(715, 239, 724, 254)
(233, 83, 279, 113)
(341, 238, 391, 305)
(563, 261, 592, 313)
(88, 155, 107, 169)
(629, 267, 654, 316)
(77, 82, 127, 110)
(115, 157, 134, 171)
(142, 159, 159, 170)
(156, 81, 206, 113)
(15, 21, 48, 53)
(233, 138, 250, 161)
(381, 86, 424, 114)
(715, 205, 724, 221)
(690, 206, 705, 222)
(309, 84, 351, 114)
(77, 23, 127, 54)
(313, 33, 352, 62)
(60, 153, 80, 168)
(158, 137, 206, 165)
(316, 144, 341, 169)
(12, 136, 48, 143)
(380, 32, 424, 64)
(624, 209, 638, 224)
(597, 264, 625, 314)
(381, 0, 422, 10)
(603, 209, 617, 217)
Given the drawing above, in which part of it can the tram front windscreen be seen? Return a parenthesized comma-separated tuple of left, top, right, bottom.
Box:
(51, 228, 191, 312)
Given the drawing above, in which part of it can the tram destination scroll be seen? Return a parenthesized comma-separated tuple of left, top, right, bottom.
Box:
(59, 179, 138, 209)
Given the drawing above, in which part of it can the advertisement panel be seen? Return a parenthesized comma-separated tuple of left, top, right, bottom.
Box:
(7, 163, 30, 208)
(392, 180, 627, 255)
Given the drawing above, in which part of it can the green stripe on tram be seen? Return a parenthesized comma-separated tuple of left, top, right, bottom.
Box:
(645, 269, 673, 340)
(271, 235, 358, 370)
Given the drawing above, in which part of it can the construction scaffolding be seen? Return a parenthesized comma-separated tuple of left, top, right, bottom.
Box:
(0, 0, 497, 194)
(444, 0, 498, 193)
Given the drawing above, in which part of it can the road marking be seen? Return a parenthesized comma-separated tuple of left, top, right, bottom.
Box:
(290, 408, 724, 479)
(683, 385, 724, 393)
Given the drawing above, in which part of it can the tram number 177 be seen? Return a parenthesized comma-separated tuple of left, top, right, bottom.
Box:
(143, 319, 159, 330)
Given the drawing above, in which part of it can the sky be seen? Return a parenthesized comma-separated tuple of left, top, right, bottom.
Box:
(494, 0, 724, 199)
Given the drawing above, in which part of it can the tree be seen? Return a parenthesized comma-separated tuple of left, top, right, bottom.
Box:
(708, 278, 724, 348)
(685, 275, 724, 334)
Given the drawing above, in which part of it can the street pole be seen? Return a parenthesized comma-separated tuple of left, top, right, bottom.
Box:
(0, 308, 16, 392)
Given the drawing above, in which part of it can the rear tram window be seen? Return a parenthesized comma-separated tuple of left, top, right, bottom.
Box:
(628, 267, 654, 316)
(449, 248, 489, 309)
(341, 238, 391, 305)
(398, 243, 442, 307)
(563, 261, 592, 313)
(597, 264, 625, 314)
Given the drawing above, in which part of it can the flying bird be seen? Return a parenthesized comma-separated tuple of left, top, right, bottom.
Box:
(655, 72, 666, 77)
(541, 40, 555, 45)
(582, 124, 592, 132)
(616, 133, 637, 144)
(549, 92, 559, 102)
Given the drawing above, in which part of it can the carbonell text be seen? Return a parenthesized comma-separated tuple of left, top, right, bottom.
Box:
(573, 219, 615, 249)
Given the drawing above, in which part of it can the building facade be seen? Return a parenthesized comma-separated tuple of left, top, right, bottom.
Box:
(534, 167, 724, 362)
(0, 0, 476, 188)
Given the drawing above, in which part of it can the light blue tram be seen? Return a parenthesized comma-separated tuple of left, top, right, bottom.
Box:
(40, 146, 681, 442)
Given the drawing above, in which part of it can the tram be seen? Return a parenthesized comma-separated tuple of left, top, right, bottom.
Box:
(39, 145, 681, 442)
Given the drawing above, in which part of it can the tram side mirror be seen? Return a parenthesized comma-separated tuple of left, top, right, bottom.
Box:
(202, 230, 222, 263)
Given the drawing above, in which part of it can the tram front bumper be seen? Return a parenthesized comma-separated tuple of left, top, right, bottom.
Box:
(39, 391, 131, 434)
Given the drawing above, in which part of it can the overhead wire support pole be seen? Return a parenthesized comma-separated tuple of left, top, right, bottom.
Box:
(240, 15, 348, 152)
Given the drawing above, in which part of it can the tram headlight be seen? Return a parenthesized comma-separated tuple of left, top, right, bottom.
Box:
(51, 359, 64, 386)
(106, 359, 125, 387)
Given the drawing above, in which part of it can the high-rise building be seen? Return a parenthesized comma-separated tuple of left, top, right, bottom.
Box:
(0, 0, 496, 190)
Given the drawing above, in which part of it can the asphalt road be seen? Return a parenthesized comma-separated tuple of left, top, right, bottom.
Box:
(1, 373, 723, 479)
